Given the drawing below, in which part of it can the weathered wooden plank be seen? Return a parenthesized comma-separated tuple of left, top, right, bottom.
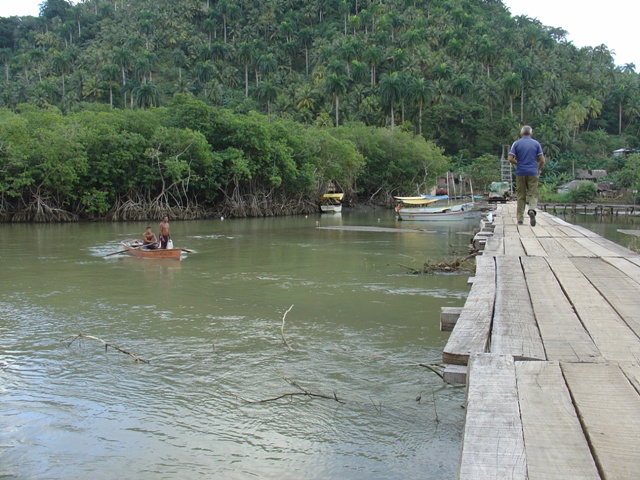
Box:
(554, 237, 597, 257)
(459, 354, 526, 480)
(517, 223, 537, 238)
(440, 306, 463, 331)
(521, 257, 602, 362)
(562, 363, 640, 480)
(491, 256, 546, 360)
(442, 256, 495, 365)
(528, 224, 552, 237)
(515, 361, 600, 479)
(547, 258, 640, 363)
(503, 234, 527, 257)
(520, 236, 548, 256)
(482, 225, 504, 255)
(443, 364, 467, 384)
(627, 256, 640, 269)
(571, 257, 640, 338)
(603, 256, 640, 287)
(572, 236, 623, 257)
(621, 364, 640, 395)
(535, 237, 570, 257)
(566, 223, 600, 237)
(588, 235, 638, 257)
(556, 225, 588, 237)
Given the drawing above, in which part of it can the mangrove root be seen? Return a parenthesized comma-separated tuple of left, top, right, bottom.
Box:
(61, 333, 150, 364)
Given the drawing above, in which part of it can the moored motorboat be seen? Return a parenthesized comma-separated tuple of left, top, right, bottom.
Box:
(394, 196, 481, 221)
(319, 193, 344, 213)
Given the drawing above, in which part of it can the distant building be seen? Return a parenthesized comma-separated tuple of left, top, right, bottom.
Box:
(575, 169, 607, 180)
(612, 148, 639, 157)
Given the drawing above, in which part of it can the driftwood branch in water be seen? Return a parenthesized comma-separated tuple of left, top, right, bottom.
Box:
(399, 253, 477, 274)
(281, 304, 294, 350)
(419, 363, 445, 379)
(62, 333, 150, 364)
(252, 378, 346, 404)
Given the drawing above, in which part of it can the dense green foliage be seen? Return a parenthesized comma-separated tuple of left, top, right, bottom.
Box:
(1, 0, 640, 220)
(0, 98, 447, 220)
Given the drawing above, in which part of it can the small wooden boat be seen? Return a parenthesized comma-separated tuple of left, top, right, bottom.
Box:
(121, 240, 182, 259)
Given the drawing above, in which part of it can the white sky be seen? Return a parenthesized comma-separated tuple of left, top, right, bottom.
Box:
(0, 0, 637, 67)
(503, 0, 639, 68)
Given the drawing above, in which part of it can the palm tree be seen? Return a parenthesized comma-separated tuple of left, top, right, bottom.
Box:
(51, 50, 71, 102)
(235, 41, 255, 98)
(100, 63, 120, 108)
(113, 47, 131, 88)
(171, 49, 188, 81)
(502, 72, 522, 117)
(256, 80, 279, 118)
(362, 45, 384, 86)
(407, 77, 431, 135)
(379, 72, 402, 130)
(325, 73, 348, 126)
(0, 49, 11, 82)
(134, 82, 158, 109)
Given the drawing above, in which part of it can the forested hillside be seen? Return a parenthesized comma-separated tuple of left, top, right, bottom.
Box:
(1, 0, 639, 221)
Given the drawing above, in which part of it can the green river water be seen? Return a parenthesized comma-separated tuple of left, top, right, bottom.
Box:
(1, 208, 479, 480)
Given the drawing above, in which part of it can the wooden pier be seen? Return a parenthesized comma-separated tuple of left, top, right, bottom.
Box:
(444, 202, 640, 479)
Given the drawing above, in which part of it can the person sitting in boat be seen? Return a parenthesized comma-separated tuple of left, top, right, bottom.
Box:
(142, 226, 158, 249)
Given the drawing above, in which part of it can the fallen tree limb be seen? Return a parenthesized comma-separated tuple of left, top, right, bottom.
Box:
(399, 253, 477, 274)
(419, 363, 445, 379)
(250, 378, 345, 404)
(61, 333, 150, 364)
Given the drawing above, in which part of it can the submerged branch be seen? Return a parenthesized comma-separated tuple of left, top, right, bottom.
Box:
(399, 253, 477, 274)
(61, 333, 150, 363)
(249, 379, 346, 404)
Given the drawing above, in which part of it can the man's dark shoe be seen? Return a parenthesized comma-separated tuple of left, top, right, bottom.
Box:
(528, 209, 536, 227)
(517, 220, 523, 225)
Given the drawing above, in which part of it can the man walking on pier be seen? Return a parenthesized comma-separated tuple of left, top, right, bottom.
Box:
(508, 125, 545, 226)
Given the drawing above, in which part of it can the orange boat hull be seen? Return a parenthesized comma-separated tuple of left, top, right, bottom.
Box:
(121, 241, 182, 259)
(127, 247, 182, 259)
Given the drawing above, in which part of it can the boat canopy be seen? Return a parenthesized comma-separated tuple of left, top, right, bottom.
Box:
(394, 197, 439, 205)
(320, 193, 344, 200)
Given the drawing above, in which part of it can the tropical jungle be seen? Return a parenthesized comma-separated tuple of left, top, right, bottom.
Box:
(1, 0, 640, 221)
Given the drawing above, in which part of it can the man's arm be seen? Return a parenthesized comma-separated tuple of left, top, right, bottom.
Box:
(537, 154, 545, 174)
(508, 153, 517, 165)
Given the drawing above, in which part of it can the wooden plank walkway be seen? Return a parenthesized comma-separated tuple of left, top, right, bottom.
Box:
(446, 202, 640, 478)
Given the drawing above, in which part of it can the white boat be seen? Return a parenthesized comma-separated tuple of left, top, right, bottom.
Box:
(394, 196, 481, 221)
(319, 193, 344, 213)
(397, 202, 481, 221)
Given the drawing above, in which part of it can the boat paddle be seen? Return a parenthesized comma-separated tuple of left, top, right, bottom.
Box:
(105, 249, 128, 257)
(105, 243, 143, 257)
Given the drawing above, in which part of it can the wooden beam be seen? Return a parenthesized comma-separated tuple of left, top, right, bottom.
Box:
(516, 361, 600, 479)
(458, 354, 526, 479)
(562, 363, 640, 479)
(440, 306, 462, 332)
(491, 256, 545, 360)
(442, 256, 495, 365)
(521, 257, 602, 363)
